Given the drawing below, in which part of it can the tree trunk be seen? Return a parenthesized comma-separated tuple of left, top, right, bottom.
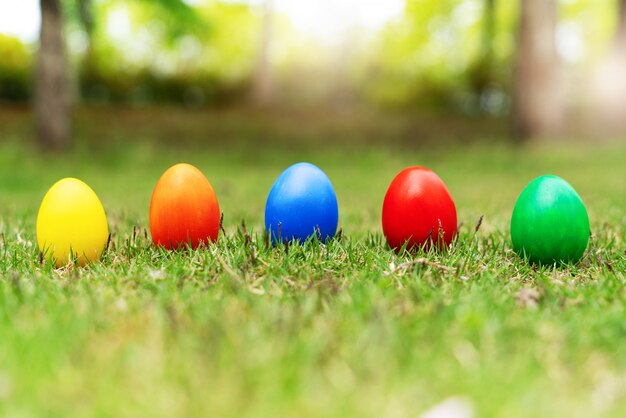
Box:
(512, 0, 561, 141)
(36, 0, 70, 150)
(252, 0, 274, 106)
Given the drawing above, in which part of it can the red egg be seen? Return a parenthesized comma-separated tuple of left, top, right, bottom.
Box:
(382, 166, 457, 251)
(149, 163, 221, 249)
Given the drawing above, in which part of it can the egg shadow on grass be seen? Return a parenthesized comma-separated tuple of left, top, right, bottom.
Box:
(387, 226, 457, 257)
(266, 224, 341, 250)
(513, 247, 588, 269)
(38, 245, 101, 271)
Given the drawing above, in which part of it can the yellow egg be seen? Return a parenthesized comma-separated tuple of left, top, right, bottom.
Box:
(36, 178, 109, 267)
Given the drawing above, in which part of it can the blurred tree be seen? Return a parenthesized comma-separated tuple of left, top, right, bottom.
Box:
(590, 0, 626, 133)
(37, 0, 70, 150)
(482, 0, 496, 62)
(77, 0, 94, 51)
(252, 0, 274, 106)
(76, 0, 209, 103)
(512, 0, 562, 141)
(76, 0, 99, 103)
(0, 35, 32, 101)
(77, 0, 95, 66)
(467, 0, 498, 112)
(358, 0, 518, 113)
(616, 0, 626, 46)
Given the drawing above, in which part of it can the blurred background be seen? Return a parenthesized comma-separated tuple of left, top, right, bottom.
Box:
(1, 0, 626, 148)
(0, 0, 625, 235)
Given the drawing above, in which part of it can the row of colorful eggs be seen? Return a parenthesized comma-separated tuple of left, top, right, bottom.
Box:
(35, 162, 590, 268)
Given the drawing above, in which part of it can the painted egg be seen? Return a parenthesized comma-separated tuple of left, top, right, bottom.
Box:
(150, 163, 220, 249)
(382, 166, 457, 251)
(511, 175, 589, 265)
(36, 178, 109, 267)
(265, 162, 339, 243)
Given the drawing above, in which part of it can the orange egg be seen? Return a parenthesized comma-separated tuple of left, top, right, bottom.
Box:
(149, 163, 221, 249)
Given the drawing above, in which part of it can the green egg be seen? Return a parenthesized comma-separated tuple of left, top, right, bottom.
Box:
(510, 175, 590, 265)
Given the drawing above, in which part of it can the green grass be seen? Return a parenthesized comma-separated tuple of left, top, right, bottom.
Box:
(0, 110, 625, 418)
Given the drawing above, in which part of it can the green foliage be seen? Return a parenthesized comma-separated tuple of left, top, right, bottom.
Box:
(358, 0, 518, 112)
(559, 0, 618, 64)
(0, 35, 33, 102)
(78, 1, 258, 105)
(137, 0, 208, 38)
(0, 0, 625, 108)
(357, 0, 622, 111)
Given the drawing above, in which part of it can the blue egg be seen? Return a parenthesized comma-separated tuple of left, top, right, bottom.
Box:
(265, 162, 339, 243)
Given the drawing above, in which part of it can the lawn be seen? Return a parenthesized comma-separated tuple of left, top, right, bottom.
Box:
(0, 107, 625, 418)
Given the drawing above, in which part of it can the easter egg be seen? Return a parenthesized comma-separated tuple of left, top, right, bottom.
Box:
(510, 175, 589, 265)
(265, 162, 338, 243)
(382, 166, 457, 251)
(149, 163, 220, 249)
(37, 178, 109, 267)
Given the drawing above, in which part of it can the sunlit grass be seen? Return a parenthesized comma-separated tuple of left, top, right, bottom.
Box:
(0, 118, 625, 417)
